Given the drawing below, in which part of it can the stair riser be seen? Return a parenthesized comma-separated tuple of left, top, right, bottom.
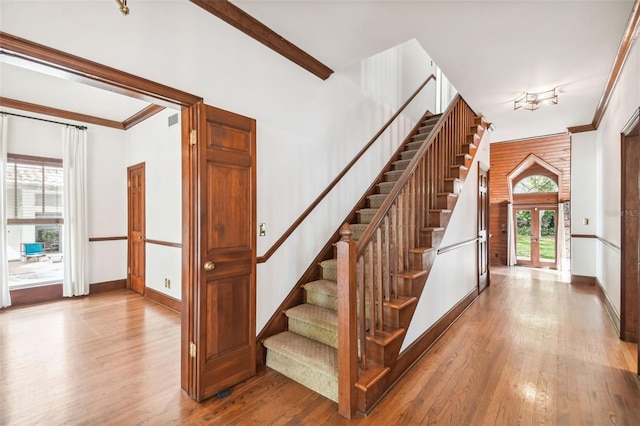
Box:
(398, 267, 432, 297)
(377, 182, 395, 194)
(408, 251, 436, 277)
(449, 167, 468, 180)
(429, 210, 451, 228)
(383, 304, 414, 330)
(266, 350, 338, 402)
(400, 150, 416, 161)
(456, 154, 472, 168)
(350, 225, 367, 241)
(436, 194, 457, 210)
(288, 318, 338, 349)
(416, 125, 435, 135)
(444, 179, 462, 194)
(305, 290, 337, 311)
(407, 141, 423, 151)
(320, 261, 337, 281)
(385, 170, 403, 182)
(358, 210, 376, 224)
(420, 229, 444, 248)
(366, 330, 406, 367)
(393, 159, 411, 170)
(368, 194, 387, 209)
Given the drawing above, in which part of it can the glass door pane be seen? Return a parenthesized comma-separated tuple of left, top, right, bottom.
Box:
(515, 209, 532, 261)
(539, 209, 556, 263)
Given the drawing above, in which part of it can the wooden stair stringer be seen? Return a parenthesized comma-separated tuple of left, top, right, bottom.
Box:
(355, 115, 487, 415)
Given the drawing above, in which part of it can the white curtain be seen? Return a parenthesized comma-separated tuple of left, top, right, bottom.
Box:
(1, 115, 11, 308)
(62, 126, 89, 297)
(557, 202, 567, 271)
(506, 203, 517, 266)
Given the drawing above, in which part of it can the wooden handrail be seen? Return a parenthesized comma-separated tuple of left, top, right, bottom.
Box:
(355, 94, 462, 254)
(257, 74, 436, 263)
(437, 237, 479, 255)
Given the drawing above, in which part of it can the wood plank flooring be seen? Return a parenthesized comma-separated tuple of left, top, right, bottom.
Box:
(1, 267, 639, 425)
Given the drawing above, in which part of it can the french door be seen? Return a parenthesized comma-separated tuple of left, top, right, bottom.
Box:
(514, 206, 557, 268)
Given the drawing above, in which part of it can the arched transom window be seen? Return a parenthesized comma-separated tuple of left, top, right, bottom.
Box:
(513, 175, 558, 194)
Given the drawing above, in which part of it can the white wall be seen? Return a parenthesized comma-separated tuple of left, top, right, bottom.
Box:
(1, 2, 436, 331)
(3, 108, 128, 285)
(590, 35, 639, 316)
(402, 122, 490, 351)
(570, 131, 597, 277)
(126, 108, 182, 300)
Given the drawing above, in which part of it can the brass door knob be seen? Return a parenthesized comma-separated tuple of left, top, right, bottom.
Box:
(203, 261, 215, 271)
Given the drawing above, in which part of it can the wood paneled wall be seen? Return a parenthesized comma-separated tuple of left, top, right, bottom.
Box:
(489, 133, 571, 265)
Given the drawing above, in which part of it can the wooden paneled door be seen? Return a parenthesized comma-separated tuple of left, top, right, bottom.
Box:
(128, 163, 146, 295)
(478, 164, 490, 292)
(183, 103, 256, 400)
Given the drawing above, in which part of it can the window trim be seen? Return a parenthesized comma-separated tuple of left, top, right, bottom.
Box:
(6, 153, 64, 223)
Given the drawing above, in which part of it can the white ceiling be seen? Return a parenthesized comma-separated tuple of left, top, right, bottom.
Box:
(233, 0, 635, 142)
(0, 1, 634, 142)
(0, 61, 151, 123)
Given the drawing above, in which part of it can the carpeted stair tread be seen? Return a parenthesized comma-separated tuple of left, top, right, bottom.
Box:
(264, 331, 338, 374)
(358, 208, 379, 224)
(368, 193, 388, 208)
(350, 223, 368, 240)
(377, 181, 395, 194)
(304, 279, 338, 311)
(319, 259, 337, 281)
(264, 331, 338, 402)
(287, 304, 337, 330)
(393, 159, 412, 170)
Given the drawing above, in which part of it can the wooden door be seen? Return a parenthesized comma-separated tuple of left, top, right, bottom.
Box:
(621, 127, 639, 344)
(185, 103, 256, 400)
(128, 163, 145, 295)
(478, 165, 490, 292)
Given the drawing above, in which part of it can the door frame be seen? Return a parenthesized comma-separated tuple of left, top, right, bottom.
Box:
(478, 163, 490, 292)
(513, 204, 558, 268)
(0, 33, 206, 396)
(620, 107, 640, 348)
(127, 162, 146, 295)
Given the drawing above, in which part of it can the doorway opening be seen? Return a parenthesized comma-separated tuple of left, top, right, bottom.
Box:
(514, 205, 557, 268)
(506, 153, 569, 271)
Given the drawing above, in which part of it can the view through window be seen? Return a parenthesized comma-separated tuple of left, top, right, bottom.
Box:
(6, 154, 64, 288)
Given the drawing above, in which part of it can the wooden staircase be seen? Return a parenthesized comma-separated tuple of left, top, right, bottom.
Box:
(263, 96, 487, 417)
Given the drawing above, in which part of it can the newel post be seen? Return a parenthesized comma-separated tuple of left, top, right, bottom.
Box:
(337, 223, 358, 419)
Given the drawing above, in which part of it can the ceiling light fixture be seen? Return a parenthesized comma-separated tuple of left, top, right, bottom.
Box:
(514, 88, 558, 111)
(115, 0, 129, 15)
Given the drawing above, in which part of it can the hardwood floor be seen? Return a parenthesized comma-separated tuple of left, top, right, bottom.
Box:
(1, 267, 639, 425)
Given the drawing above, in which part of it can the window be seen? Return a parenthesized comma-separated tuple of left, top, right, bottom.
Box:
(513, 175, 558, 194)
(6, 154, 64, 288)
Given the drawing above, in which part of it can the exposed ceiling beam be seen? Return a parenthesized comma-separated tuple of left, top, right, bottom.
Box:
(569, 0, 640, 134)
(123, 104, 166, 130)
(189, 0, 334, 80)
(0, 97, 167, 130)
(0, 97, 124, 129)
(567, 124, 596, 134)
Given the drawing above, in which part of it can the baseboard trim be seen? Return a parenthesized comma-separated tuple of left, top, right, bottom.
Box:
(595, 277, 621, 337)
(145, 287, 182, 313)
(9, 283, 63, 306)
(9, 279, 127, 307)
(571, 274, 596, 285)
(91, 279, 127, 293)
